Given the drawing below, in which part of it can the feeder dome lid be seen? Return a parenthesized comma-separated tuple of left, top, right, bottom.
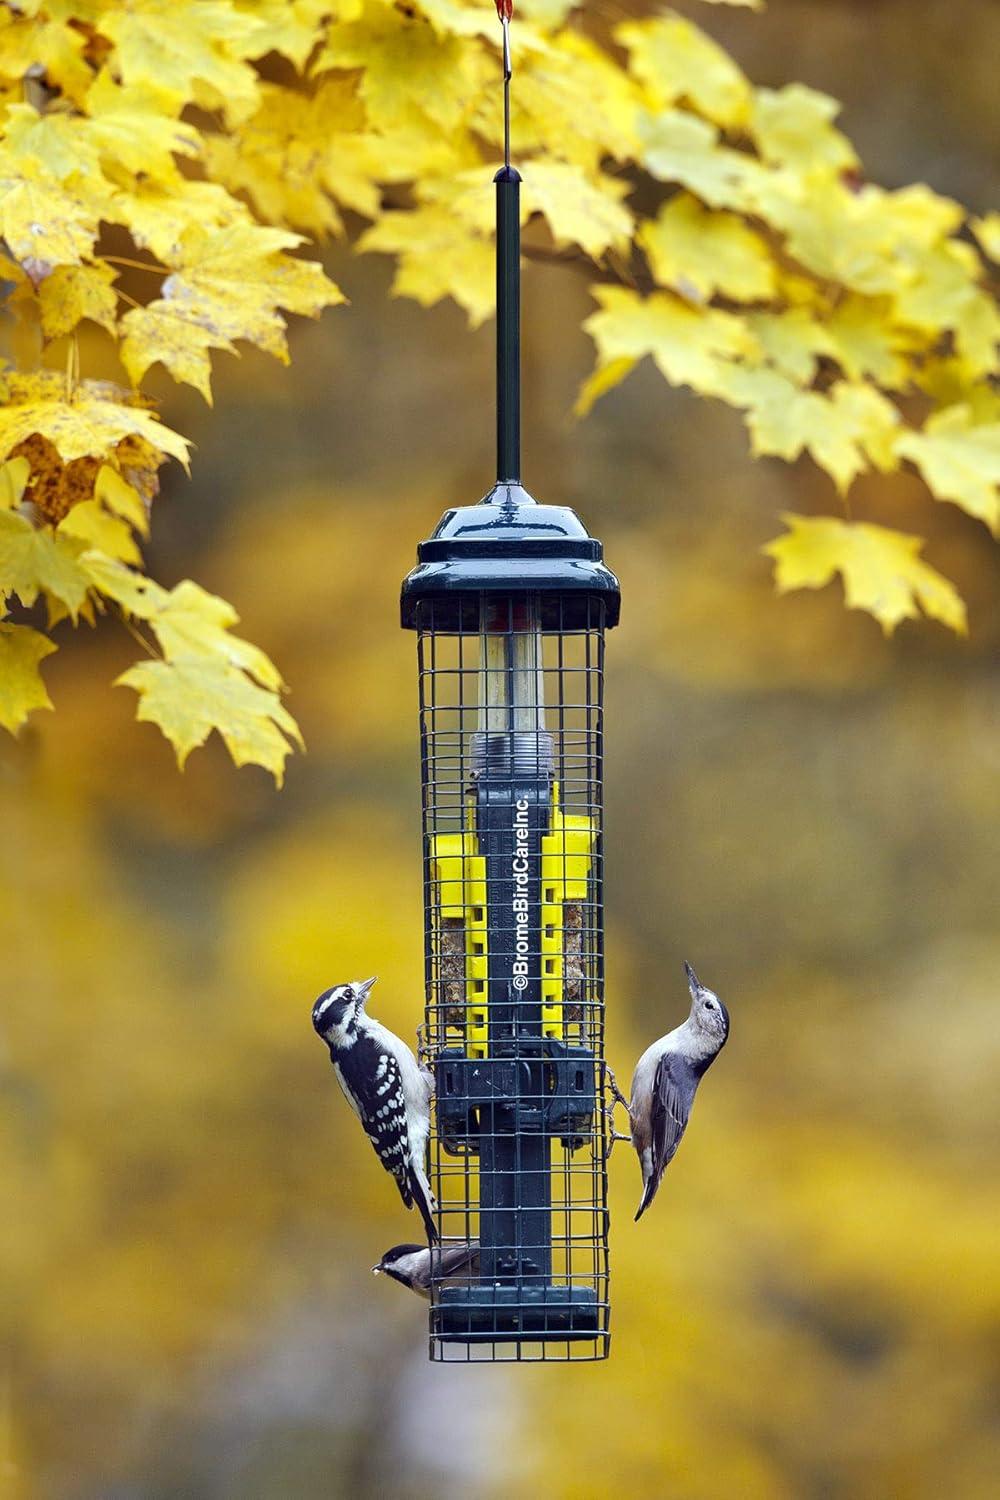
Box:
(400, 482, 620, 629)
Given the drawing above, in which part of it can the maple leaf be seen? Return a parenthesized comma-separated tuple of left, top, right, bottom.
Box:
(101, 0, 265, 123)
(110, 179, 253, 262)
(0, 374, 190, 468)
(94, 465, 151, 539)
(636, 108, 758, 210)
(821, 295, 916, 389)
(521, 162, 634, 259)
(83, 554, 301, 782)
(616, 14, 751, 128)
(640, 194, 775, 304)
(573, 356, 638, 418)
(718, 368, 900, 492)
(58, 501, 142, 566)
(38, 263, 118, 340)
(750, 84, 857, 173)
(120, 303, 235, 404)
(159, 223, 344, 362)
(583, 284, 754, 398)
(0, 457, 30, 510)
(0, 510, 90, 620)
(117, 655, 301, 784)
(764, 514, 967, 636)
(359, 206, 495, 326)
(742, 308, 834, 385)
(0, 153, 98, 273)
(0, 622, 57, 734)
(896, 405, 1000, 534)
(970, 213, 1000, 264)
(81, 72, 203, 182)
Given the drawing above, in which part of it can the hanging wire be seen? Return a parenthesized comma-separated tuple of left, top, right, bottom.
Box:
(496, 0, 513, 170)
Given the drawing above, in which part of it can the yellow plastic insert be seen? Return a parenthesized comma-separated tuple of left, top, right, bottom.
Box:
(429, 785, 596, 1055)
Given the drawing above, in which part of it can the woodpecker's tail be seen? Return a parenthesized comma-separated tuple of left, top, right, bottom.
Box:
(409, 1163, 439, 1243)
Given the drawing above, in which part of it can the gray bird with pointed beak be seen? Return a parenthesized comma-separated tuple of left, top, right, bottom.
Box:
(614, 961, 729, 1221)
(312, 976, 437, 1241)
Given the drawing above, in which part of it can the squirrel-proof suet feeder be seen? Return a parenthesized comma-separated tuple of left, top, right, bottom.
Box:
(400, 11, 620, 1361)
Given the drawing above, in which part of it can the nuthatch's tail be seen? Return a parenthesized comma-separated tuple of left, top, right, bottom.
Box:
(634, 1175, 658, 1222)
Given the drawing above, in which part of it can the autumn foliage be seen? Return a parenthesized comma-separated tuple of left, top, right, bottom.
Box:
(1, 0, 998, 782)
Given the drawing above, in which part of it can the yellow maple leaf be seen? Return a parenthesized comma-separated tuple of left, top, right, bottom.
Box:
(203, 86, 342, 239)
(0, 154, 97, 274)
(150, 579, 286, 692)
(640, 194, 775, 303)
(159, 223, 344, 362)
(573, 356, 637, 418)
(583, 284, 753, 397)
(520, 162, 634, 259)
(95, 465, 150, 538)
(895, 404, 1000, 533)
(117, 654, 301, 784)
(81, 71, 203, 182)
(743, 308, 834, 385)
(101, 0, 264, 124)
(970, 213, 1000, 264)
(58, 500, 142, 566)
(821, 295, 916, 388)
(513, 33, 641, 171)
(616, 14, 751, 128)
(719, 368, 900, 492)
(0, 457, 30, 510)
(316, 8, 481, 138)
(750, 84, 857, 173)
(0, 12, 93, 106)
(0, 373, 190, 468)
(359, 205, 494, 325)
(636, 108, 757, 210)
(0, 509, 90, 620)
(234, 0, 330, 68)
(892, 240, 1000, 378)
(120, 303, 235, 403)
(0, 622, 57, 734)
(38, 263, 118, 340)
(2, 103, 105, 186)
(764, 514, 967, 635)
(110, 179, 253, 262)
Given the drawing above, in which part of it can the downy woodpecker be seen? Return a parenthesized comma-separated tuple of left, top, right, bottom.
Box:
(312, 977, 437, 1241)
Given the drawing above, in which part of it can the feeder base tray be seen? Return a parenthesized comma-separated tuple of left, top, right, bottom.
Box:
(433, 1285, 601, 1342)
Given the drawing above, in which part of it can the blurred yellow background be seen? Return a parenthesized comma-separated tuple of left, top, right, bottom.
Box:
(3, 2, 1000, 1496)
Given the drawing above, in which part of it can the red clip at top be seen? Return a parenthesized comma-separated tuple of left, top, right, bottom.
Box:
(495, 0, 513, 19)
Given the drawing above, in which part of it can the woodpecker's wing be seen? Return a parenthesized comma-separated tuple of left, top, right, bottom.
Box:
(334, 1039, 415, 1203)
(635, 1053, 698, 1221)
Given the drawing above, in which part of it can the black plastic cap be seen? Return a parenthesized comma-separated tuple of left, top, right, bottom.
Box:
(400, 484, 621, 631)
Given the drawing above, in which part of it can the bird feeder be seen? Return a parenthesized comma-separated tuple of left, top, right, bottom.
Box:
(400, 16, 620, 1361)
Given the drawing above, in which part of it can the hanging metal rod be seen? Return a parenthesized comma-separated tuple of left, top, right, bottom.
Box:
(494, 2, 520, 486)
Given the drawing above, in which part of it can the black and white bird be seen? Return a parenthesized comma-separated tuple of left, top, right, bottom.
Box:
(614, 961, 729, 1222)
(312, 976, 437, 1242)
(372, 1240, 481, 1298)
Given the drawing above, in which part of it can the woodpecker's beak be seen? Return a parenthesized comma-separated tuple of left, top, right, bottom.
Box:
(684, 960, 700, 997)
(355, 976, 377, 1004)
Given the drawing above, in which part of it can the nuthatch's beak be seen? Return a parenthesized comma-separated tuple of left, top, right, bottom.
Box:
(371, 1263, 382, 1275)
(355, 976, 377, 1004)
(684, 960, 700, 994)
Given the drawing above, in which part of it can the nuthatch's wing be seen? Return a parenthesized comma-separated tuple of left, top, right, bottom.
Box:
(635, 1053, 698, 1220)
